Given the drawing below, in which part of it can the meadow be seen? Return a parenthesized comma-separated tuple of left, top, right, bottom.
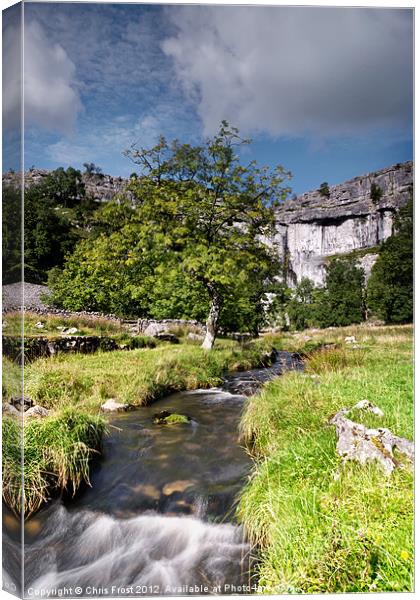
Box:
(238, 324, 413, 593)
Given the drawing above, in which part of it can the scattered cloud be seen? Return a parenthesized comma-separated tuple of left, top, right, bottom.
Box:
(162, 6, 413, 138)
(2, 5, 22, 131)
(24, 20, 82, 133)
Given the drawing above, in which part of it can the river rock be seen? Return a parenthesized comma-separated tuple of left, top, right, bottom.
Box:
(25, 405, 49, 418)
(101, 398, 130, 413)
(162, 480, 195, 495)
(153, 410, 190, 424)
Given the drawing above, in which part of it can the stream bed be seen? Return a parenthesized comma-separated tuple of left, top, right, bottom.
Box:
(3, 352, 302, 597)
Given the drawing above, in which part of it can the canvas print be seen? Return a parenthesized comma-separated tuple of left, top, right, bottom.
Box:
(2, 1, 414, 597)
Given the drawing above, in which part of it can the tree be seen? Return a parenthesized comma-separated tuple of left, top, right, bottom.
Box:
(124, 122, 291, 348)
(321, 257, 365, 327)
(2, 185, 21, 284)
(287, 277, 316, 330)
(3, 168, 99, 285)
(367, 196, 413, 323)
(370, 182, 383, 204)
(318, 182, 330, 198)
(83, 162, 102, 176)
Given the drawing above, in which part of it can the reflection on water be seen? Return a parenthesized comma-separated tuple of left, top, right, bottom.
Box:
(3, 352, 302, 596)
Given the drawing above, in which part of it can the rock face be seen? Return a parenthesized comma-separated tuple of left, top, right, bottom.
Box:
(274, 161, 413, 286)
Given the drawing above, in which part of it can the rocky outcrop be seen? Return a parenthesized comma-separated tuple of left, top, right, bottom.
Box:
(2, 169, 129, 203)
(275, 161, 412, 286)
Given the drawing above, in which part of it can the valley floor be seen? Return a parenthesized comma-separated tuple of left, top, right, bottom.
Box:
(238, 324, 414, 592)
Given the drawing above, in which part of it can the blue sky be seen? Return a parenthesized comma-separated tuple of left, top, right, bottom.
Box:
(3, 2, 413, 195)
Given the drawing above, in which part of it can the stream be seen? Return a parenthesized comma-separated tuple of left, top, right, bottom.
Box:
(3, 352, 302, 597)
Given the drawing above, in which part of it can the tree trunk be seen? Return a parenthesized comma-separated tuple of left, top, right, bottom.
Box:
(201, 286, 222, 350)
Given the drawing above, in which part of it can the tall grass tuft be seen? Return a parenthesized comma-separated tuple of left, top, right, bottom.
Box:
(2, 409, 106, 517)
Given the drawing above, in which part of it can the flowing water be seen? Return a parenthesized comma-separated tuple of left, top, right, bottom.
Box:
(3, 352, 302, 597)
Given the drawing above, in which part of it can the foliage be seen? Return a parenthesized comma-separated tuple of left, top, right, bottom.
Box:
(318, 182, 331, 198)
(50, 123, 291, 344)
(83, 162, 102, 176)
(367, 197, 413, 324)
(286, 278, 317, 330)
(3, 168, 99, 284)
(2, 409, 106, 517)
(370, 182, 383, 204)
(2, 185, 21, 283)
(320, 257, 365, 327)
(284, 259, 365, 330)
(238, 325, 413, 592)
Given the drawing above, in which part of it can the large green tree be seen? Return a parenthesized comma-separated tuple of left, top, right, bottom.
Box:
(50, 124, 291, 346)
(367, 196, 413, 323)
(3, 167, 99, 285)
(321, 257, 366, 327)
(124, 122, 291, 348)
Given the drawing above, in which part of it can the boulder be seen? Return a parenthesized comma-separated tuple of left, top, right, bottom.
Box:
(153, 410, 190, 425)
(25, 405, 49, 418)
(10, 395, 33, 410)
(3, 403, 20, 417)
(330, 402, 413, 475)
(101, 399, 130, 413)
(154, 333, 179, 344)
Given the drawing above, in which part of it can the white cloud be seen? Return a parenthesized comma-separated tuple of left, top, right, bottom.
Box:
(162, 6, 413, 138)
(2, 11, 22, 130)
(24, 20, 82, 133)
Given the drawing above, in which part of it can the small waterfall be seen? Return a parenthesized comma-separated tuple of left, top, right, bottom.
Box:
(24, 506, 251, 596)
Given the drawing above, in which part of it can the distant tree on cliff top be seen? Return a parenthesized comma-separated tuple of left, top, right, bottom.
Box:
(49, 123, 291, 347)
(318, 182, 331, 198)
(367, 196, 413, 323)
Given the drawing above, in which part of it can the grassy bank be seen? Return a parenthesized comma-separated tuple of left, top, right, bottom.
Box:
(2, 409, 106, 517)
(3, 338, 273, 516)
(24, 340, 274, 412)
(238, 324, 413, 593)
(3, 311, 125, 338)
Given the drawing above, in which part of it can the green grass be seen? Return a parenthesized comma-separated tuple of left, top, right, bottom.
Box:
(24, 340, 275, 412)
(3, 311, 126, 338)
(2, 409, 106, 518)
(2, 356, 22, 400)
(238, 324, 413, 593)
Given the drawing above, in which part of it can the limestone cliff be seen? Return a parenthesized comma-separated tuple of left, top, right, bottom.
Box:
(274, 161, 413, 286)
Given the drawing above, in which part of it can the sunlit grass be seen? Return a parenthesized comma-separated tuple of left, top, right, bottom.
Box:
(2, 409, 106, 518)
(238, 324, 413, 592)
(24, 340, 275, 412)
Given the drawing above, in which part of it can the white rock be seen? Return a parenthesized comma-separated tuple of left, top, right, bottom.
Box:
(61, 327, 78, 335)
(2, 403, 20, 417)
(353, 399, 385, 417)
(35, 321, 44, 329)
(25, 405, 49, 418)
(101, 399, 130, 413)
